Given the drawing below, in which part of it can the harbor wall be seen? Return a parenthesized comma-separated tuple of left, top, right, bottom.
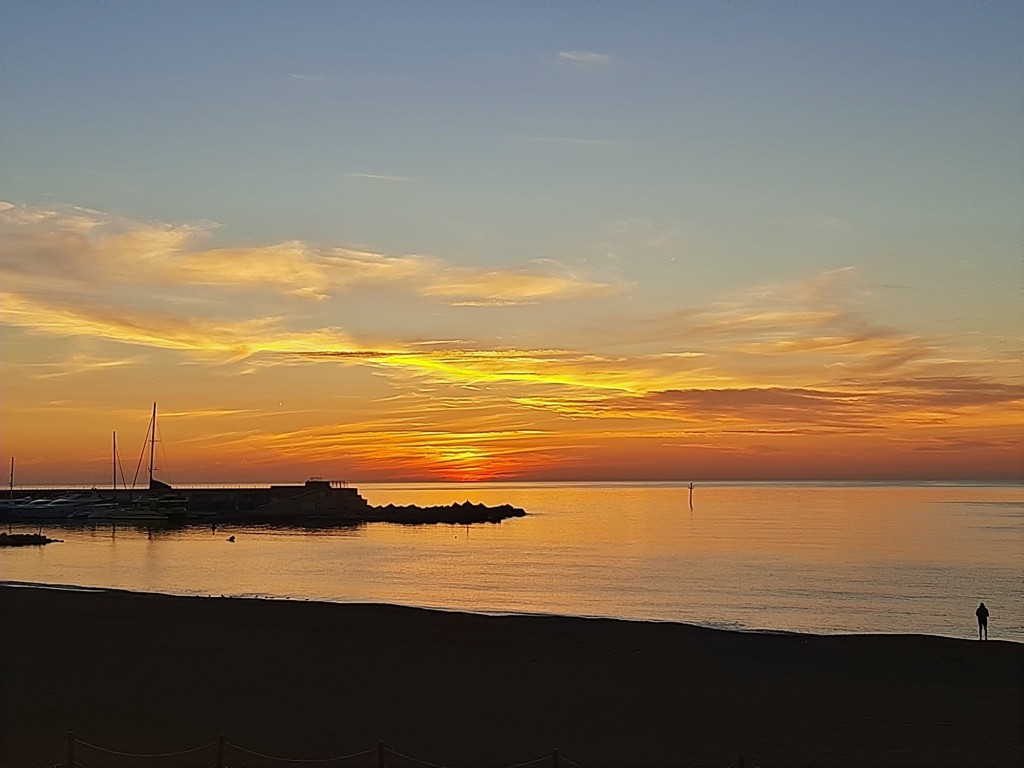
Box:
(5, 480, 370, 516)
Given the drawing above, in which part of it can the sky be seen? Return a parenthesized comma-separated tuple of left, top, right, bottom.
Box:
(1, 1, 1021, 485)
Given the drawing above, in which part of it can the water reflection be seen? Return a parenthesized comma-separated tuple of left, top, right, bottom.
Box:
(3, 483, 1021, 640)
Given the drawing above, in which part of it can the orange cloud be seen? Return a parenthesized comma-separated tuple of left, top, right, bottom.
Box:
(2, 204, 1019, 483)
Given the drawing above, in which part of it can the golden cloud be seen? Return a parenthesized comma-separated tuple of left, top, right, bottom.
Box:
(0, 203, 616, 304)
(0, 292, 361, 359)
(3, 203, 1019, 482)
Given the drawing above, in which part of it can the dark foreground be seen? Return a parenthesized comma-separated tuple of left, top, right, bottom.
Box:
(1, 586, 1020, 768)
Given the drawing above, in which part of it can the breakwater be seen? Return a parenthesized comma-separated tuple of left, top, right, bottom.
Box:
(2, 479, 526, 526)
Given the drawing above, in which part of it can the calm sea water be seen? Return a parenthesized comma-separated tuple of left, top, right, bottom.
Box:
(3, 482, 1021, 641)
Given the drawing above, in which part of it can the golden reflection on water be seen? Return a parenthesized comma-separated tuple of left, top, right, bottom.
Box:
(3, 483, 1021, 639)
(362, 482, 998, 564)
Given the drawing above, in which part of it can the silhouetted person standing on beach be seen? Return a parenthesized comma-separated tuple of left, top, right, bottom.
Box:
(975, 602, 989, 640)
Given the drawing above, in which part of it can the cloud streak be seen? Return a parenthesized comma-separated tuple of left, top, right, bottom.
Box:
(0, 203, 618, 306)
(557, 51, 611, 66)
(345, 173, 418, 183)
(2, 203, 1019, 481)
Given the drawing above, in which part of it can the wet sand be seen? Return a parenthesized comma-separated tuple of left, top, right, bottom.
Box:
(1, 585, 1020, 767)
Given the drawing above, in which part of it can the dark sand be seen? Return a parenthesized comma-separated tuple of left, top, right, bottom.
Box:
(1, 586, 1020, 767)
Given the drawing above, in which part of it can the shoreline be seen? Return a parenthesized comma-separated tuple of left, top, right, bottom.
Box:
(2, 585, 1021, 767)
(6, 578, 1020, 644)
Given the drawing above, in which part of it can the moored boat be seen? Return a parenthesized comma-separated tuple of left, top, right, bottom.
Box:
(106, 493, 189, 522)
(0, 495, 97, 520)
(102, 402, 191, 522)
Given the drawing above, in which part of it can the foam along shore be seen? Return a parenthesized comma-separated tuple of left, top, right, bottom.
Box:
(2, 585, 1021, 768)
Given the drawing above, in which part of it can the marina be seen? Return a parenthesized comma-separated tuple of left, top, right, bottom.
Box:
(1, 405, 525, 527)
(0, 479, 525, 526)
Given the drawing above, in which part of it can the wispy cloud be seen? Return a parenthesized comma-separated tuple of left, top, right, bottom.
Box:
(511, 136, 618, 147)
(1, 292, 362, 360)
(345, 173, 418, 183)
(17, 356, 138, 379)
(589, 268, 947, 382)
(449, 299, 530, 307)
(0, 203, 617, 307)
(3, 205, 1013, 406)
(557, 50, 611, 66)
(420, 260, 620, 303)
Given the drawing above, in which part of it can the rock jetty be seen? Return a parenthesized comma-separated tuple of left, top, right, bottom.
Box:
(216, 500, 526, 526)
(367, 501, 527, 525)
(0, 532, 62, 547)
(198, 480, 526, 526)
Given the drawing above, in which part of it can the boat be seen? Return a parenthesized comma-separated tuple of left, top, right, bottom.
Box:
(0, 458, 38, 519)
(0, 497, 37, 518)
(130, 402, 190, 521)
(86, 403, 190, 522)
(0, 491, 125, 521)
(105, 495, 188, 522)
(74, 431, 130, 520)
(2, 495, 84, 520)
(1, 405, 191, 524)
(74, 499, 125, 520)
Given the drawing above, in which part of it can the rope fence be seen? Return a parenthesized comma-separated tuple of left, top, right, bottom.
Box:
(65, 732, 750, 768)
(76, 739, 218, 759)
(65, 734, 588, 768)
(498, 754, 553, 768)
(224, 741, 377, 764)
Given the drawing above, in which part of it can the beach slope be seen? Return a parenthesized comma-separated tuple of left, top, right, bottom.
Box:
(1, 586, 1020, 767)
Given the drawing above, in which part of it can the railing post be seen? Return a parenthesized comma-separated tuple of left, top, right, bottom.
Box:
(217, 735, 224, 768)
(65, 731, 75, 768)
(552, 747, 560, 767)
(377, 740, 386, 768)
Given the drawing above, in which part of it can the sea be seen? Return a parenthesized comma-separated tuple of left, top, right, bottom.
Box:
(3, 482, 1021, 642)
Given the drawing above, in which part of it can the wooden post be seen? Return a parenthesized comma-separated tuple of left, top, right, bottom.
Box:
(552, 747, 560, 767)
(377, 740, 386, 768)
(65, 732, 75, 768)
(216, 735, 224, 768)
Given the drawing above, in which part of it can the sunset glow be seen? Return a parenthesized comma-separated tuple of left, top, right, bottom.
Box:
(1, 3, 1020, 485)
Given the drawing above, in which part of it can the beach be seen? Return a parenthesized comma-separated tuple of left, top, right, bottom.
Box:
(1, 586, 1020, 767)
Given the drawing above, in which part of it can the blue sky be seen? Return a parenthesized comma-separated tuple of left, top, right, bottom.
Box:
(2, 2, 1021, 482)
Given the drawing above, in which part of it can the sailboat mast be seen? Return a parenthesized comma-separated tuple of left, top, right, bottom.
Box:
(112, 432, 117, 491)
(148, 402, 157, 488)
(8, 456, 12, 499)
